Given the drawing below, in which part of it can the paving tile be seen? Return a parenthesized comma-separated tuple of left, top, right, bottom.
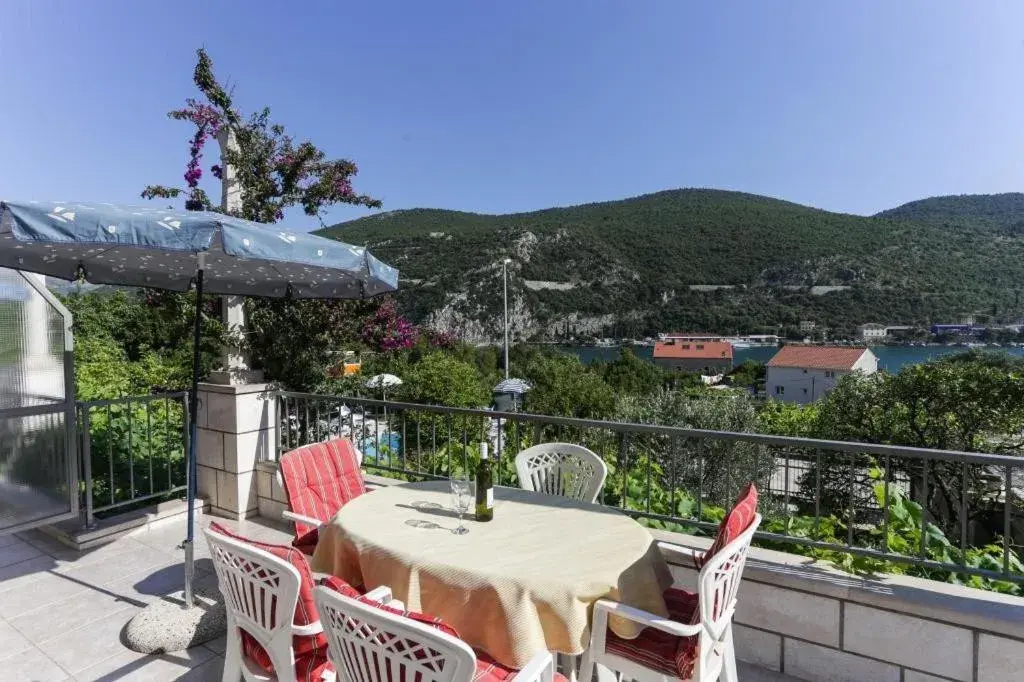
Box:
(2, 643, 71, 681)
(174, 655, 225, 682)
(73, 645, 215, 682)
(0, 570, 87, 619)
(0, 548, 201, 620)
(0, 533, 24, 549)
(0, 618, 33, 662)
(35, 608, 139, 675)
(131, 526, 210, 561)
(737, 660, 800, 681)
(5, 553, 200, 643)
(202, 634, 226, 654)
(7, 584, 139, 644)
(0, 537, 45, 568)
(0, 555, 56, 591)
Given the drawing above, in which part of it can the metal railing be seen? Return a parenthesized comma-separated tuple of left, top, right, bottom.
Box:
(77, 392, 190, 527)
(275, 392, 1024, 587)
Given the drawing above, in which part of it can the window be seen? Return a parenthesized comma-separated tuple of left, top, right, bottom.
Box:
(775, 386, 785, 395)
(803, 388, 808, 394)
(825, 371, 835, 378)
(682, 344, 691, 350)
(696, 344, 704, 350)
(802, 369, 807, 374)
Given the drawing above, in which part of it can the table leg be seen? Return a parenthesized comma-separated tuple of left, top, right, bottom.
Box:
(557, 653, 578, 682)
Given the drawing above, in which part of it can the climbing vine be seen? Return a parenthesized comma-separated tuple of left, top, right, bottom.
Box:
(142, 48, 380, 223)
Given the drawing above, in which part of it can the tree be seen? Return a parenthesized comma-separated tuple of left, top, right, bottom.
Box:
(596, 347, 665, 395)
(140, 48, 385, 387)
(515, 349, 615, 420)
(808, 352, 1024, 540)
(615, 390, 776, 510)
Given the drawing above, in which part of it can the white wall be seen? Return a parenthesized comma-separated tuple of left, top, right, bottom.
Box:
(765, 366, 842, 403)
(765, 350, 878, 404)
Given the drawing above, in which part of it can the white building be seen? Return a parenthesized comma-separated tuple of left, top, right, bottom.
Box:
(765, 346, 878, 404)
(857, 323, 888, 341)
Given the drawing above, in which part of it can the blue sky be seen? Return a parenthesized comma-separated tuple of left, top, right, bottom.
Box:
(1, 1, 1022, 229)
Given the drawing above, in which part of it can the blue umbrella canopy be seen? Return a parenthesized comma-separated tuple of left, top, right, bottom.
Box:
(0, 199, 399, 608)
(0, 201, 398, 297)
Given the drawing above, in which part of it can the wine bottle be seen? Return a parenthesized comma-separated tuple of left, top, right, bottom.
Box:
(474, 442, 494, 522)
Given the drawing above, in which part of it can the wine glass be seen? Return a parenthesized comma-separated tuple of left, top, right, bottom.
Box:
(450, 477, 472, 535)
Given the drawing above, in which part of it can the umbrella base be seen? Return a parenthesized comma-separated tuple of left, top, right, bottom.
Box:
(124, 586, 225, 653)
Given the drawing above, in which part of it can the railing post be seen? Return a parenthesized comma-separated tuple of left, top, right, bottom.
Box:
(80, 407, 95, 529)
(619, 431, 630, 510)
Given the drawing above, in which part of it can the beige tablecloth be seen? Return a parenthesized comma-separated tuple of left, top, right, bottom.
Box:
(311, 480, 673, 668)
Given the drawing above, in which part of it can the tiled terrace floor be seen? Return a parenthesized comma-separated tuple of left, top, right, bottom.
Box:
(0, 514, 797, 681)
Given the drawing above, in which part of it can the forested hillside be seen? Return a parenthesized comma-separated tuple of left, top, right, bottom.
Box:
(318, 189, 1024, 340)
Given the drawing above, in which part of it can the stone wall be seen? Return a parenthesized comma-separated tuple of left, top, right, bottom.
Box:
(651, 529, 1024, 682)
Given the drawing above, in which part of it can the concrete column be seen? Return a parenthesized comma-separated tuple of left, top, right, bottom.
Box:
(208, 126, 263, 386)
(194, 382, 277, 520)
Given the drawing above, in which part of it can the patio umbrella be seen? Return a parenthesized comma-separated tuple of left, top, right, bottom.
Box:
(365, 372, 402, 392)
(0, 200, 398, 605)
(494, 377, 531, 394)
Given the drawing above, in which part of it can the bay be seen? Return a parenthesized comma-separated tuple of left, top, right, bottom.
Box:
(558, 344, 1024, 373)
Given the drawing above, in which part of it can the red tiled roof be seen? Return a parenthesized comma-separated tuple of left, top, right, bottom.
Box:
(653, 340, 733, 360)
(766, 346, 870, 370)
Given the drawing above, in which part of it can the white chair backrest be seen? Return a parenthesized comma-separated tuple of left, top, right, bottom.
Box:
(204, 527, 303, 676)
(514, 443, 607, 503)
(314, 585, 478, 682)
(698, 513, 761, 645)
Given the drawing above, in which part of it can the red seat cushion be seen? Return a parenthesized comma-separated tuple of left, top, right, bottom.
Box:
(357, 594, 462, 639)
(209, 522, 361, 678)
(293, 528, 320, 556)
(473, 650, 568, 682)
(241, 640, 333, 682)
(695, 482, 758, 569)
(605, 587, 699, 679)
(280, 438, 367, 547)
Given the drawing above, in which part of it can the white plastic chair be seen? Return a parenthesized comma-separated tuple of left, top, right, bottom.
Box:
(578, 514, 761, 682)
(204, 526, 393, 682)
(313, 585, 556, 682)
(515, 443, 607, 503)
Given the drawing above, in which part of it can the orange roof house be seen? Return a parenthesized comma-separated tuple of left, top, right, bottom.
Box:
(766, 346, 871, 371)
(653, 340, 734, 360)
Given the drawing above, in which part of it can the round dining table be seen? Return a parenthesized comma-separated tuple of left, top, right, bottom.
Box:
(310, 480, 674, 669)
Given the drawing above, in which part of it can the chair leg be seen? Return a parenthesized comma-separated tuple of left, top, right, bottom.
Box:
(719, 626, 738, 682)
(577, 650, 595, 682)
(222, 630, 243, 682)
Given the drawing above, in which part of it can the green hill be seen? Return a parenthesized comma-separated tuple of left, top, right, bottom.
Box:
(876, 192, 1024, 235)
(318, 189, 1024, 341)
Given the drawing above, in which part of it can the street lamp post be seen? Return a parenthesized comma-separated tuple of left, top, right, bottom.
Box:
(503, 258, 512, 380)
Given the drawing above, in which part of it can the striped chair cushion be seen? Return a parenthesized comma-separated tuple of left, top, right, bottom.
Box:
(280, 438, 367, 553)
(473, 650, 568, 682)
(605, 587, 700, 679)
(695, 482, 758, 569)
(210, 522, 353, 679)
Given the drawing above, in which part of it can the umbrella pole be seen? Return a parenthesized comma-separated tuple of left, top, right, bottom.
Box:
(183, 267, 205, 609)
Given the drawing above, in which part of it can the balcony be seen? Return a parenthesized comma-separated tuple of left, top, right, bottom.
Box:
(1, 390, 1022, 681)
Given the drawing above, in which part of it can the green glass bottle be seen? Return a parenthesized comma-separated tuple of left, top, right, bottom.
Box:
(474, 442, 494, 522)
